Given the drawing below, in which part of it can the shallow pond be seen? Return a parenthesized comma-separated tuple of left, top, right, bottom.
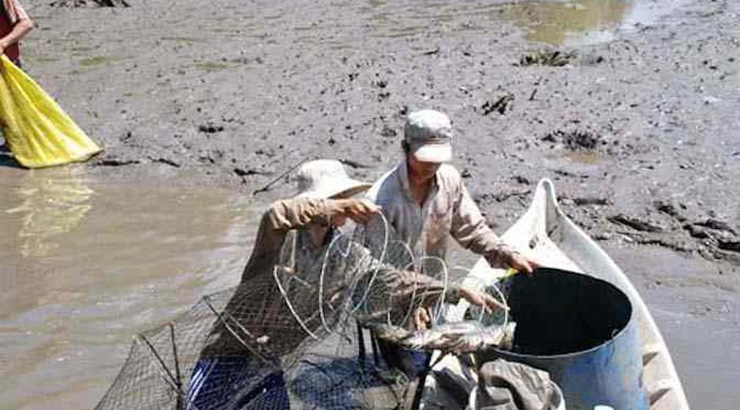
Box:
(0, 166, 260, 410)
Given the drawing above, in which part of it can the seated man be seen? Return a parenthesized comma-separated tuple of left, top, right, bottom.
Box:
(188, 159, 502, 410)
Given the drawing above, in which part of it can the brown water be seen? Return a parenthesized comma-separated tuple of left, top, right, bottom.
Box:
(0, 167, 260, 410)
(0, 167, 737, 410)
(353, 0, 679, 47)
(604, 245, 740, 409)
(495, 0, 681, 46)
(499, 0, 641, 46)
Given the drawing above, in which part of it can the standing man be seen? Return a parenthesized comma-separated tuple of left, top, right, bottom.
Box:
(1, 0, 34, 68)
(366, 109, 539, 381)
(367, 109, 538, 279)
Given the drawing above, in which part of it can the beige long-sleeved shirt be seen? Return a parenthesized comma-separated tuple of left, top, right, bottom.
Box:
(201, 197, 459, 359)
(366, 161, 515, 272)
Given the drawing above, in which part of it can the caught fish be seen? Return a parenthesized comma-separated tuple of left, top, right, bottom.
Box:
(374, 321, 516, 353)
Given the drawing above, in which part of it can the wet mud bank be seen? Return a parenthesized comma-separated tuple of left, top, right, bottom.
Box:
(16, 0, 738, 273)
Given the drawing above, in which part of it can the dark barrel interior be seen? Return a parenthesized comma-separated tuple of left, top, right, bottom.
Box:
(500, 267, 632, 356)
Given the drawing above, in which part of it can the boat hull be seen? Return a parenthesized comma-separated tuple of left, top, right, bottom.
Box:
(454, 179, 690, 410)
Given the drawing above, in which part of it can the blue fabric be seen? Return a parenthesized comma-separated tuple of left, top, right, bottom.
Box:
(375, 338, 431, 378)
(187, 357, 289, 410)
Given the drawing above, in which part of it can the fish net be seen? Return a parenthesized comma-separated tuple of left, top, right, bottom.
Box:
(93, 215, 511, 410)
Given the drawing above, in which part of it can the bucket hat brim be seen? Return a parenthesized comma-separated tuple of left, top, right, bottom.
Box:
(296, 178, 372, 199)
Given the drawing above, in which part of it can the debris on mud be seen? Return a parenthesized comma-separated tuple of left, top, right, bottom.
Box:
(633, 235, 695, 253)
(542, 129, 601, 150)
(518, 49, 577, 67)
(149, 157, 181, 168)
(422, 47, 441, 56)
(93, 157, 141, 167)
(654, 200, 687, 221)
(694, 219, 737, 236)
(475, 189, 531, 205)
(718, 240, 740, 253)
(50, 0, 129, 7)
(608, 213, 664, 233)
(572, 196, 610, 206)
(685, 224, 712, 239)
(380, 125, 397, 138)
(198, 123, 225, 134)
(479, 91, 515, 116)
(233, 167, 270, 177)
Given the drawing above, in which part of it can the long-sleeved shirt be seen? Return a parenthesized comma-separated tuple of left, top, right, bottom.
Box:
(200, 197, 460, 360)
(366, 161, 515, 273)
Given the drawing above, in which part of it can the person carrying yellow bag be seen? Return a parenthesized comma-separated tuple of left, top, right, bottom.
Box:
(0, 55, 103, 168)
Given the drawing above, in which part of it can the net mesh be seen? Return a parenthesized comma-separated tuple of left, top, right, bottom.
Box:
(93, 214, 509, 410)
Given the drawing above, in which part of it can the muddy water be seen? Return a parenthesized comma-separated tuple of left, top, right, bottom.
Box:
(497, 0, 677, 46)
(0, 167, 260, 410)
(0, 168, 736, 410)
(352, 0, 679, 47)
(605, 245, 740, 408)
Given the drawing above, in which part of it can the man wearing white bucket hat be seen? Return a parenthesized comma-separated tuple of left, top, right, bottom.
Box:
(189, 159, 503, 410)
(188, 159, 378, 410)
(368, 109, 538, 276)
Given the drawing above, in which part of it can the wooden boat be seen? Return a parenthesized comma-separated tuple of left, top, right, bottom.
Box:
(456, 178, 690, 410)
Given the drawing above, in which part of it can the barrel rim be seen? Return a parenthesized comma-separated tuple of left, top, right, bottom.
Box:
(480, 267, 635, 359)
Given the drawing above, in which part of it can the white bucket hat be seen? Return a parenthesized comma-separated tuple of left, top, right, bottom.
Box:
(295, 159, 372, 199)
(404, 109, 453, 163)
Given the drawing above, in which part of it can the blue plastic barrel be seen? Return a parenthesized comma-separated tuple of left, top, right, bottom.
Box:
(476, 268, 649, 410)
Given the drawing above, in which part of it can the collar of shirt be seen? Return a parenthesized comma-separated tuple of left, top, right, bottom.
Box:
(397, 159, 441, 209)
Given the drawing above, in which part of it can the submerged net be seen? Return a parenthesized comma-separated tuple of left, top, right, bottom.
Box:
(93, 214, 510, 410)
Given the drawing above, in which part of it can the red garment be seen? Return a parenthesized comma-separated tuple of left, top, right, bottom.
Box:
(0, 0, 24, 61)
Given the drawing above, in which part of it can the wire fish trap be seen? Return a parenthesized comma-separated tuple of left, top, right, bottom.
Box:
(319, 214, 516, 356)
(94, 213, 514, 410)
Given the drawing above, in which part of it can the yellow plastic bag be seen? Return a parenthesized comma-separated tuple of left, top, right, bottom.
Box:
(0, 55, 102, 168)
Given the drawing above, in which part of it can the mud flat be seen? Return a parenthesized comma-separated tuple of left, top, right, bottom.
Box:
(1, 0, 739, 408)
(13, 0, 737, 268)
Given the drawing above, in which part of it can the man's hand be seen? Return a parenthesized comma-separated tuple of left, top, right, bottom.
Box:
(413, 306, 431, 330)
(458, 286, 508, 312)
(329, 198, 381, 225)
(0, 39, 7, 58)
(508, 252, 540, 276)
